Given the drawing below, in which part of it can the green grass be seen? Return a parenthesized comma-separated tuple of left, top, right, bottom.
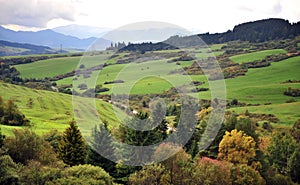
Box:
(10, 50, 300, 127)
(0, 82, 124, 136)
(229, 49, 287, 64)
(209, 44, 226, 50)
(15, 54, 110, 78)
(231, 102, 300, 125)
(225, 56, 300, 104)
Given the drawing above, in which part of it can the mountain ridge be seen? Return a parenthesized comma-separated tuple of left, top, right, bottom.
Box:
(0, 26, 111, 50)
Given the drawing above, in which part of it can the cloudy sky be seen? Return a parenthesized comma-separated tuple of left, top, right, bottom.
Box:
(0, 0, 299, 33)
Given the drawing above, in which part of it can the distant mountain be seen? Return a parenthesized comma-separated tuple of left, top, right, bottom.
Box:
(0, 40, 56, 56)
(52, 24, 190, 43)
(52, 24, 111, 39)
(0, 26, 111, 50)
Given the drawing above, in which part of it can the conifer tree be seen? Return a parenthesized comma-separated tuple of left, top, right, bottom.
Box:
(58, 120, 86, 166)
(87, 120, 116, 175)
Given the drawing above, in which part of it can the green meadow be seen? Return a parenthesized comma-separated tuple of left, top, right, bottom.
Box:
(5, 48, 300, 133)
(0, 82, 125, 136)
(15, 54, 110, 78)
(229, 49, 287, 64)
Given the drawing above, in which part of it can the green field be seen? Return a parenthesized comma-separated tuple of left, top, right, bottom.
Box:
(231, 102, 300, 125)
(14, 54, 110, 78)
(4, 49, 300, 132)
(0, 82, 124, 136)
(226, 56, 300, 104)
(229, 49, 287, 64)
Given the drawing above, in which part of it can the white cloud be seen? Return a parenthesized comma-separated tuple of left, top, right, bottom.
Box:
(0, 0, 299, 32)
(0, 0, 76, 28)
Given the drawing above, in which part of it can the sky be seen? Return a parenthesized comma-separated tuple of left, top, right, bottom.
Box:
(0, 0, 299, 33)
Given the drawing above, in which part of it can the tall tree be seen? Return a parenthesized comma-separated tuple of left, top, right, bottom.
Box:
(86, 120, 116, 176)
(58, 120, 87, 166)
(118, 112, 163, 165)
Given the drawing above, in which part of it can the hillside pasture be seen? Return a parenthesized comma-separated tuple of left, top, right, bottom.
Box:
(229, 49, 287, 64)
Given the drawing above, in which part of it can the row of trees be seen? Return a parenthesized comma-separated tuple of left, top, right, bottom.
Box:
(1, 107, 300, 184)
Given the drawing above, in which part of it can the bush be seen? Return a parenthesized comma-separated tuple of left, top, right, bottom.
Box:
(50, 164, 114, 185)
(0, 99, 29, 126)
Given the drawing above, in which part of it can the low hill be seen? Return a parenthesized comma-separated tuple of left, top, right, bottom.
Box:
(0, 40, 57, 56)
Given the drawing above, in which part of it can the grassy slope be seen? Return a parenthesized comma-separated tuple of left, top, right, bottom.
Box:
(227, 56, 300, 125)
(15, 54, 110, 78)
(0, 82, 124, 136)
(226, 56, 300, 104)
(11, 49, 300, 126)
(229, 49, 287, 64)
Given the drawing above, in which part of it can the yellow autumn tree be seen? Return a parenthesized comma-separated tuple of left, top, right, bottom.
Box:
(218, 129, 256, 164)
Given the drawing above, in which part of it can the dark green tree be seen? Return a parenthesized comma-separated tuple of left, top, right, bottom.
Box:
(86, 120, 116, 176)
(58, 120, 87, 166)
(118, 112, 164, 164)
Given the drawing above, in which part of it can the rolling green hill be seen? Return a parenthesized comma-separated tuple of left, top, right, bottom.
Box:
(0, 82, 124, 136)
(5, 45, 300, 131)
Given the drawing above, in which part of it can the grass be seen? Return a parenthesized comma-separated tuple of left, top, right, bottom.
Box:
(229, 49, 287, 64)
(8, 49, 300, 128)
(0, 82, 125, 136)
(15, 54, 110, 78)
(225, 56, 300, 104)
(231, 102, 300, 125)
(209, 44, 226, 50)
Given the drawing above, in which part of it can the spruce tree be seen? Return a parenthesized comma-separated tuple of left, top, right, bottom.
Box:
(58, 120, 86, 166)
(87, 120, 116, 176)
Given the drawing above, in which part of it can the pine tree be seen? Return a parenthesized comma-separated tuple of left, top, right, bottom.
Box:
(87, 120, 116, 176)
(58, 120, 87, 166)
